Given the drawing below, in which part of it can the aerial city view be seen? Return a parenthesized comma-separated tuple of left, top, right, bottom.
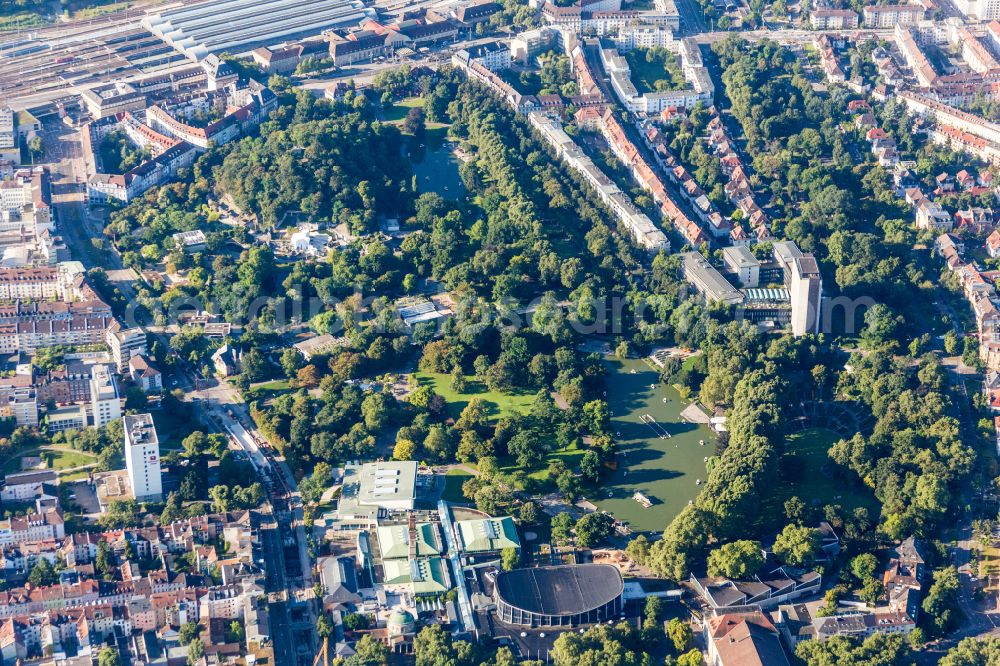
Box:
(9, 0, 1000, 663)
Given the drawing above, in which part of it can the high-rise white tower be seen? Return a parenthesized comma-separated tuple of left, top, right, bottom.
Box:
(124, 413, 162, 502)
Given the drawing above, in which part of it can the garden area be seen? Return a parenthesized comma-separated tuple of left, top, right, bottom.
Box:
(244, 378, 294, 403)
(415, 371, 587, 491)
(381, 97, 429, 124)
(760, 427, 880, 530)
(98, 129, 150, 174)
(441, 468, 473, 503)
(624, 47, 688, 94)
(382, 96, 450, 142)
(0, 445, 98, 476)
(413, 371, 536, 421)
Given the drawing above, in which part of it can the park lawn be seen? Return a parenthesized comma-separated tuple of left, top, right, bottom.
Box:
(518, 437, 587, 483)
(383, 97, 426, 123)
(681, 353, 701, 371)
(254, 379, 292, 391)
(497, 438, 587, 498)
(442, 469, 472, 504)
(0, 447, 96, 475)
(980, 546, 1000, 580)
(624, 49, 686, 94)
(413, 371, 536, 420)
(384, 97, 450, 131)
(1, 446, 47, 475)
(60, 469, 93, 482)
(760, 427, 879, 529)
(247, 379, 294, 402)
(45, 449, 97, 470)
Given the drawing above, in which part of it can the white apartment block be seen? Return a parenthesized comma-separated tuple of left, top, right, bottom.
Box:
(899, 90, 1000, 144)
(584, 11, 677, 34)
(0, 470, 56, 502)
(0, 387, 38, 427)
(600, 42, 711, 113)
(863, 4, 923, 27)
(0, 107, 17, 163)
(0, 177, 32, 213)
(199, 582, 263, 621)
(452, 41, 512, 72)
(614, 26, 675, 51)
(958, 0, 1000, 21)
(124, 413, 162, 502)
(957, 27, 1000, 73)
(46, 405, 88, 433)
(4, 317, 111, 354)
(0, 510, 65, 546)
(722, 245, 761, 288)
(106, 321, 147, 372)
(89, 364, 122, 428)
(680, 37, 714, 96)
(810, 9, 859, 29)
(0, 267, 60, 300)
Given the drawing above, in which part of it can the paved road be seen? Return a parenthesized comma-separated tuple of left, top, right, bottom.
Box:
(673, 0, 709, 34)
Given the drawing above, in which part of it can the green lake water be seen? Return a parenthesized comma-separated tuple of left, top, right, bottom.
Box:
(594, 358, 715, 533)
(408, 135, 466, 201)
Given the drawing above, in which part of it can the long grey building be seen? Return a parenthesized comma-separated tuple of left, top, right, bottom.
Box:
(681, 251, 744, 306)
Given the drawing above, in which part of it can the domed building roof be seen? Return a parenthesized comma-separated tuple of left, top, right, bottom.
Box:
(387, 610, 415, 636)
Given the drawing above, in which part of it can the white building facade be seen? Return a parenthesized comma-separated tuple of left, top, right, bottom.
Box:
(124, 413, 162, 502)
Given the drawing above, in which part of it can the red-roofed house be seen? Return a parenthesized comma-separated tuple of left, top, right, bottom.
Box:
(866, 127, 888, 141)
(989, 229, 1000, 258)
(705, 611, 790, 666)
(730, 225, 749, 246)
